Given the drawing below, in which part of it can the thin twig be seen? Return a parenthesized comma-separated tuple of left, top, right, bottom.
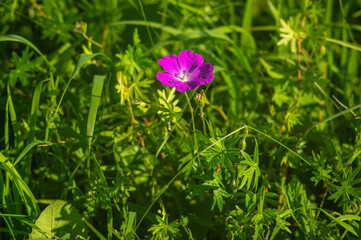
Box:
(82, 34, 103, 48)
(332, 95, 358, 117)
(123, 80, 137, 125)
(30, 0, 47, 18)
(315, 184, 330, 222)
(296, 37, 303, 108)
(38, 140, 68, 147)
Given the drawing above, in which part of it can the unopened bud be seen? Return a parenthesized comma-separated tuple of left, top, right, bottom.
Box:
(241, 139, 247, 150)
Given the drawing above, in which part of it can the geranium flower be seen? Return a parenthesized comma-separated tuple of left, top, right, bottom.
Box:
(156, 50, 214, 92)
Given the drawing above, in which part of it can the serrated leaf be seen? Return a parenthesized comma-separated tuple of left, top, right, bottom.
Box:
(212, 187, 230, 212)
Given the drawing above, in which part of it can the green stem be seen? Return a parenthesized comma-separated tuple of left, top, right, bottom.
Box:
(185, 92, 200, 166)
(200, 111, 207, 135)
(136, 125, 247, 231)
(199, 102, 207, 134)
(248, 126, 311, 166)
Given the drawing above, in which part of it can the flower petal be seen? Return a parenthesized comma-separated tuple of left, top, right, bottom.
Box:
(157, 72, 193, 92)
(188, 62, 214, 85)
(174, 82, 193, 92)
(157, 51, 214, 93)
(158, 54, 180, 76)
(156, 72, 179, 87)
(178, 50, 204, 73)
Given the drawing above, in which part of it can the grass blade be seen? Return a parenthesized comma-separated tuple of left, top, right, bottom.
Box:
(6, 84, 21, 152)
(247, 126, 311, 166)
(318, 208, 359, 236)
(93, 154, 113, 240)
(87, 75, 105, 151)
(136, 126, 247, 230)
(27, 79, 48, 143)
(241, 0, 257, 55)
(324, 37, 361, 52)
(0, 35, 55, 71)
(83, 218, 107, 240)
(0, 152, 40, 219)
(53, 53, 116, 122)
(14, 140, 50, 166)
(110, 20, 181, 35)
(305, 104, 361, 136)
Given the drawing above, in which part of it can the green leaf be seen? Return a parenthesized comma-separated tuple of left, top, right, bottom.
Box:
(111, 20, 181, 35)
(0, 35, 55, 71)
(272, 83, 291, 107)
(14, 140, 50, 166)
(259, 58, 284, 79)
(6, 84, 21, 151)
(27, 79, 49, 143)
(241, 0, 257, 55)
(53, 53, 116, 122)
(0, 152, 40, 219)
(29, 200, 88, 239)
(212, 187, 230, 212)
(125, 212, 137, 236)
(319, 209, 359, 237)
(325, 37, 361, 52)
(87, 75, 105, 150)
(93, 156, 113, 240)
(240, 145, 260, 191)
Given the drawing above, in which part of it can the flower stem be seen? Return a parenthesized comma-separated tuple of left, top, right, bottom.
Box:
(200, 111, 207, 135)
(185, 92, 201, 166)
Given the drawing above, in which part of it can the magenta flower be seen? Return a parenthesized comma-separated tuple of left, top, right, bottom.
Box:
(156, 50, 214, 92)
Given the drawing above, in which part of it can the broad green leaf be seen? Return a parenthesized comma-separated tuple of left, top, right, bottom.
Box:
(29, 200, 88, 239)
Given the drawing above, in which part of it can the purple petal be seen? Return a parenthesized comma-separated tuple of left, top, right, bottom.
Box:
(157, 72, 193, 92)
(156, 72, 179, 87)
(188, 62, 214, 85)
(174, 82, 195, 92)
(157, 51, 214, 92)
(158, 54, 180, 76)
(178, 50, 204, 73)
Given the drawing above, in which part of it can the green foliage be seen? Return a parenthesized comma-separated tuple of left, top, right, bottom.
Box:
(29, 200, 88, 239)
(9, 47, 44, 87)
(148, 203, 181, 240)
(1, 0, 361, 239)
(156, 88, 182, 122)
(239, 140, 261, 191)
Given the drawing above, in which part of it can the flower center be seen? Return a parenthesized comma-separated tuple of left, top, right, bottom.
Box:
(177, 71, 190, 82)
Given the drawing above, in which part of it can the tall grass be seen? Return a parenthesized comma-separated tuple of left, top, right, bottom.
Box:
(1, 0, 361, 239)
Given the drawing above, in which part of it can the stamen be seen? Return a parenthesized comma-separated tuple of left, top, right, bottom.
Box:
(177, 71, 190, 82)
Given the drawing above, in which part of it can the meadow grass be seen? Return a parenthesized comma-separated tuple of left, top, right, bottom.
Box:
(1, 0, 361, 239)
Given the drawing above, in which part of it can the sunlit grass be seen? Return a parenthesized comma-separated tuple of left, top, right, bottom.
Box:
(1, 0, 361, 239)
